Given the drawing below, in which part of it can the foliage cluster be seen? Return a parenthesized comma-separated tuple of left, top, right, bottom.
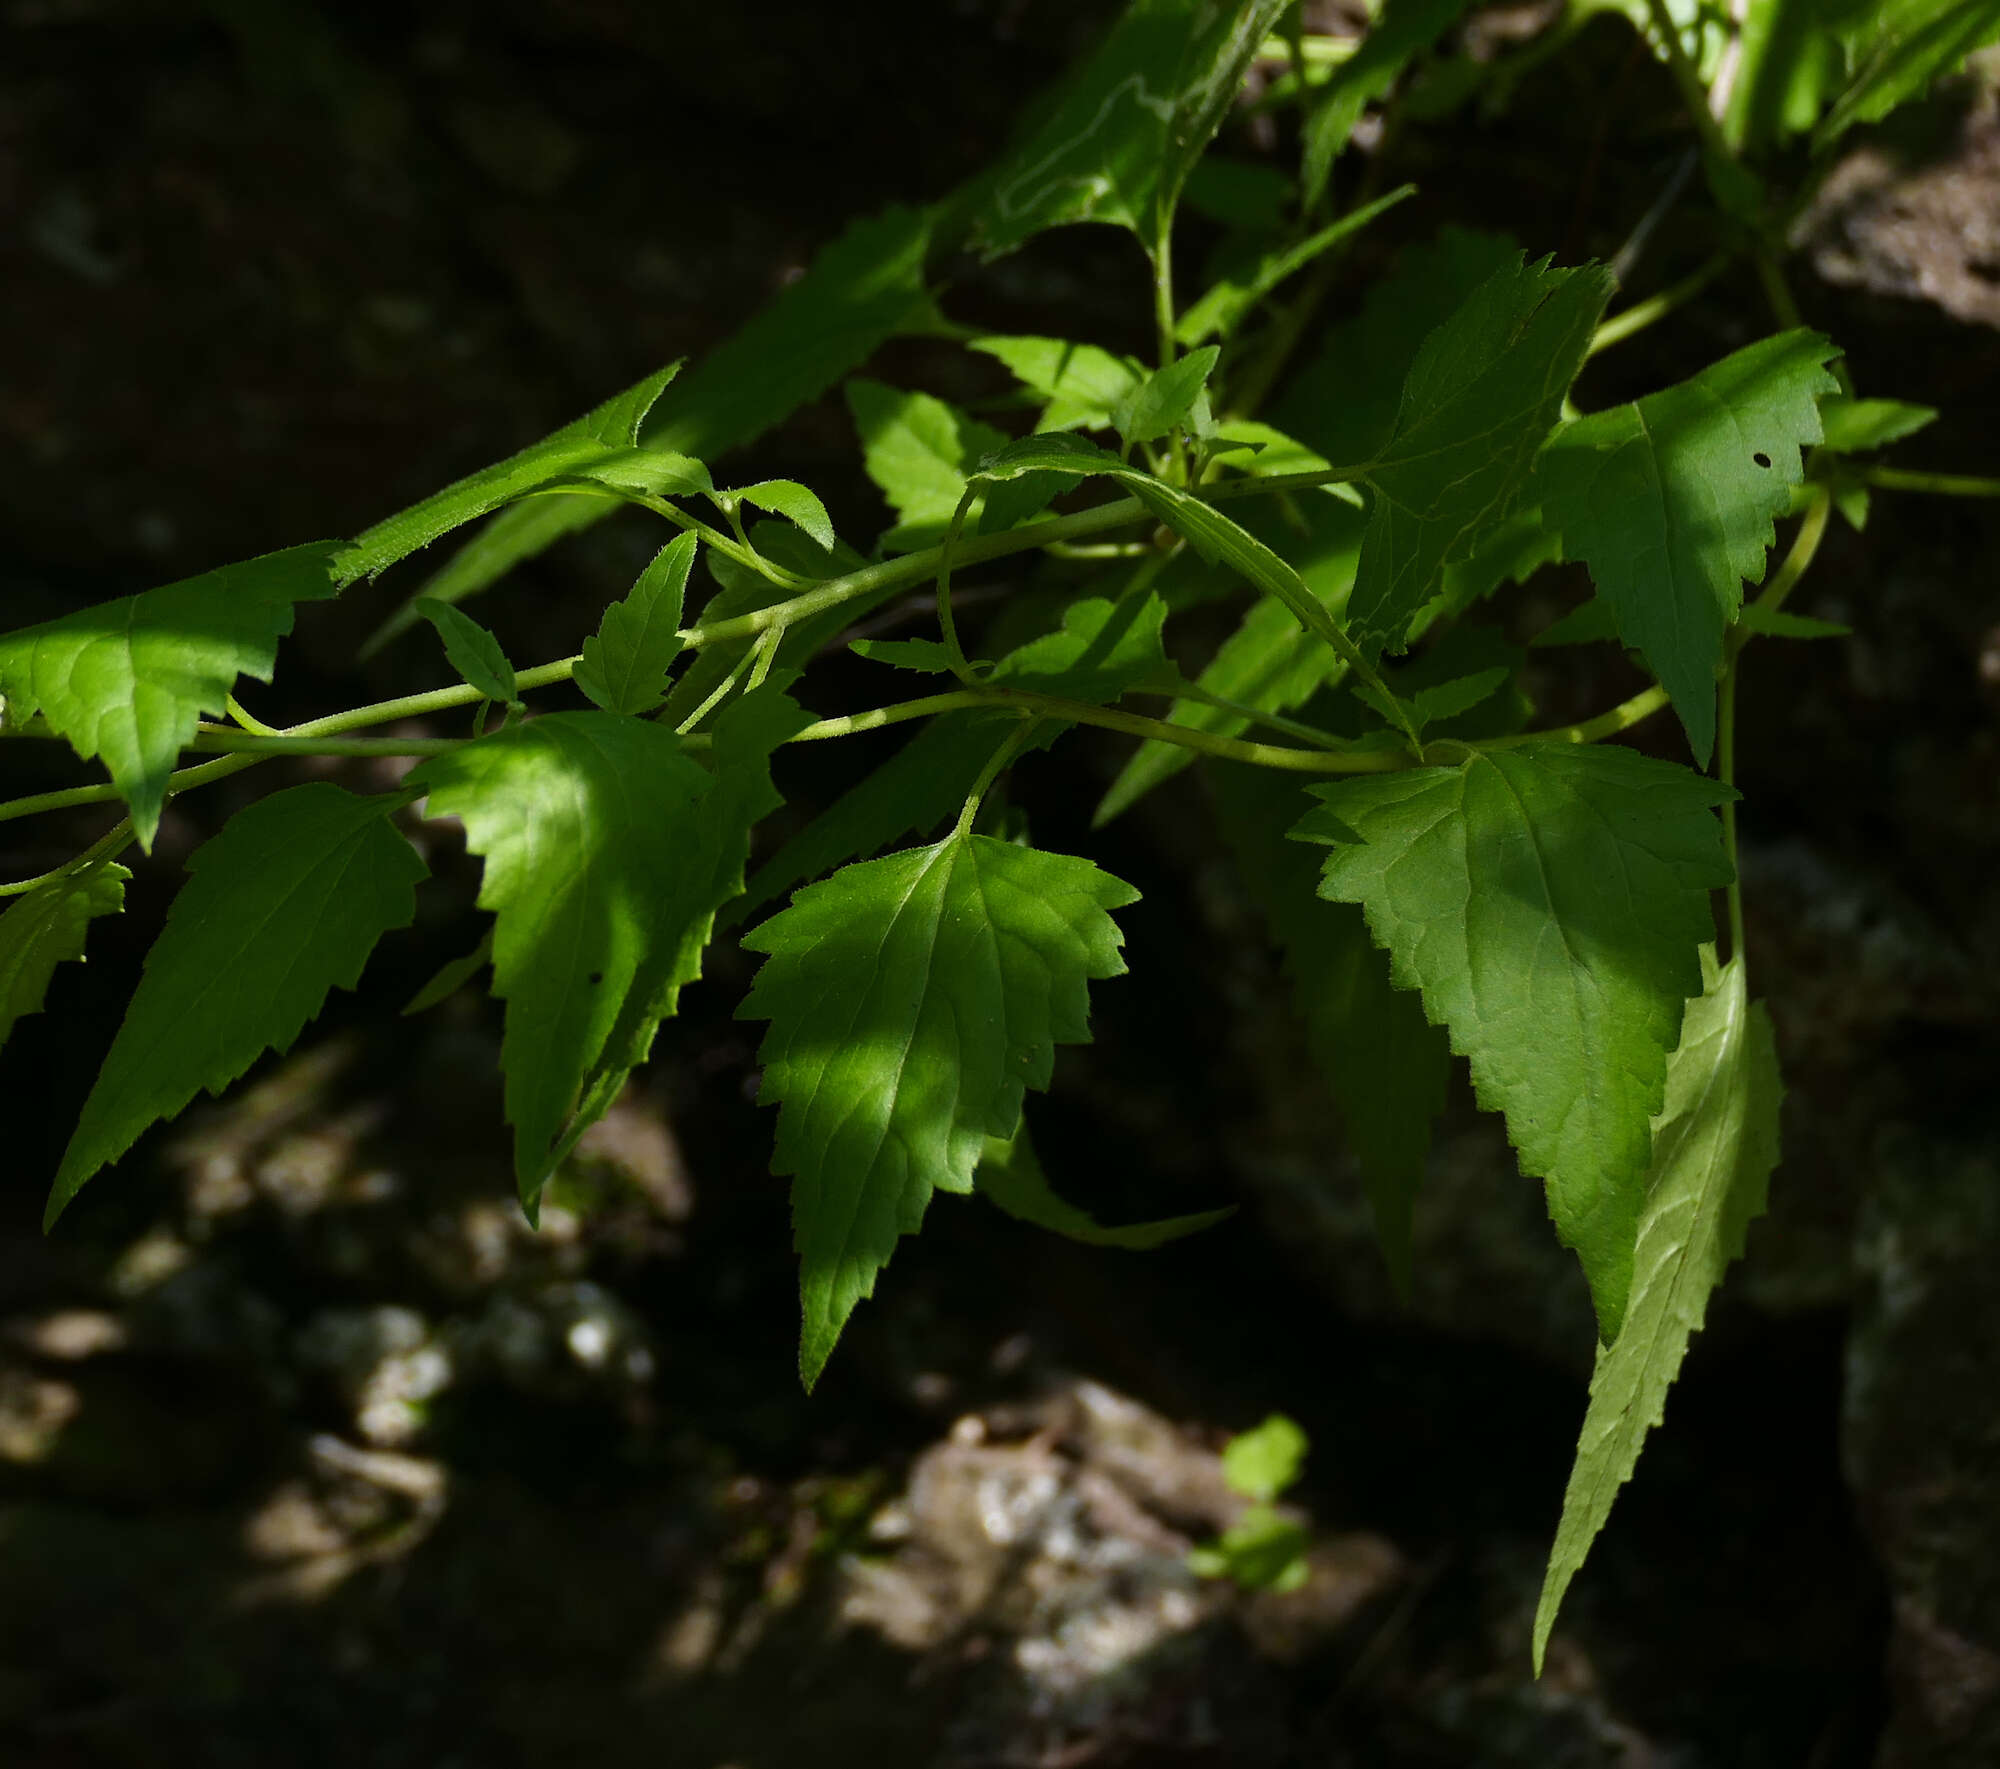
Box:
(5, 0, 1997, 1662)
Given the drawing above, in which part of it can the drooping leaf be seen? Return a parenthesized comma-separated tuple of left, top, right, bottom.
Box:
(1346, 255, 1613, 655)
(1210, 764, 1449, 1289)
(725, 480, 837, 552)
(408, 713, 714, 1203)
(1532, 952, 1780, 1668)
(968, 334, 1144, 432)
(0, 862, 130, 1054)
(1302, 0, 1478, 211)
(336, 363, 683, 584)
(402, 929, 493, 1017)
(1294, 742, 1735, 1337)
(1113, 346, 1221, 450)
(741, 832, 1138, 1385)
(1536, 330, 1841, 763)
(1095, 495, 1366, 822)
(1176, 184, 1416, 345)
(952, 0, 1292, 258)
(573, 531, 695, 715)
(0, 542, 342, 850)
(975, 1121, 1230, 1248)
(370, 204, 938, 642)
(45, 785, 425, 1224)
(414, 598, 518, 705)
(558, 687, 814, 1169)
(846, 379, 1007, 548)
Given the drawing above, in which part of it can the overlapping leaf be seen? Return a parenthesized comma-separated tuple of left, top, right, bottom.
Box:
(741, 832, 1138, 1385)
(1533, 952, 1780, 1667)
(1346, 255, 1612, 655)
(1536, 330, 1840, 763)
(1294, 742, 1735, 1337)
(969, 335, 1143, 432)
(0, 542, 342, 849)
(0, 862, 130, 1053)
(45, 785, 425, 1224)
(573, 531, 694, 715)
(415, 598, 518, 705)
(409, 713, 714, 1203)
(847, 379, 1005, 547)
(372, 204, 938, 639)
(953, 0, 1291, 257)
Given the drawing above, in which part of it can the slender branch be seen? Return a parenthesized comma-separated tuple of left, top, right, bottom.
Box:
(1482, 684, 1671, 749)
(1859, 465, 2000, 499)
(184, 735, 467, 758)
(0, 820, 136, 897)
(1737, 487, 1831, 636)
(1588, 252, 1730, 356)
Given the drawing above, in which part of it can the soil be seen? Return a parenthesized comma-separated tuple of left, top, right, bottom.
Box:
(4, 5, 1999, 1767)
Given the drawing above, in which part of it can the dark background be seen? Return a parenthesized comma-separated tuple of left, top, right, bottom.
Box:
(4, 3, 2000, 1765)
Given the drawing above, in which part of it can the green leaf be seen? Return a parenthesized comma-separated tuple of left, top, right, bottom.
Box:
(1294, 742, 1736, 1338)
(849, 638, 959, 673)
(408, 713, 715, 1203)
(975, 1122, 1230, 1248)
(1207, 419, 1339, 483)
(1302, 0, 1477, 212)
(0, 862, 130, 1054)
(952, 0, 1292, 258)
(741, 832, 1138, 1386)
(846, 379, 1007, 547)
(415, 598, 518, 705)
(991, 592, 1171, 702)
(368, 203, 938, 644)
(1537, 330, 1841, 764)
(573, 531, 694, 715)
(1222, 1413, 1309, 1502)
(45, 786, 425, 1225)
(1530, 598, 1621, 648)
(1815, 395, 1938, 455)
(1189, 1505, 1311, 1591)
(1735, 603, 1851, 640)
(559, 687, 814, 1170)
(725, 480, 837, 553)
(1175, 184, 1416, 345)
(1210, 764, 1449, 1289)
(1347, 255, 1613, 655)
(0, 542, 342, 850)
(1816, 0, 2000, 147)
(968, 334, 1144, 432)
(402, 929, 493, 1017)
(1095, 496, 1366, 822)
(1113, 346, 1221, 450)
(336, 363, 683, 584)
(1531, 952, 1781, 1669)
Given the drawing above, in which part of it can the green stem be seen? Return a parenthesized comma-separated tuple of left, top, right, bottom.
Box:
(954, 719, 1041, 836)
(937, 494, 978, 682)
(1640, 0, 1738, 187)
(185, 735, 468, 758)
(1153, 219, 1178, 373)
(1482, 684, 1671, 749)
(1738, 487, 1831, 633)
(1859, 465, 2000, 499)
(0, 820, 136, 897)
(1587, 252, 1730, 356)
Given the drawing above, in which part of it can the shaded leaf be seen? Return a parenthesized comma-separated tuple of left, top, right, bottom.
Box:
(415, 598, 518, 704)
(403, 929, 493, 1017)
(1347, 255, 1613, 655)
(573, 530, 695, 715)
(0, 862, 130, 1054)
(1816, 395, 1937, 454)
(975, 1121, 1230, 1248)
(0, 542, 342, 849)
(970, 334, 1145, 431)
(1817, 0, 2000, 146)
(1294, 742, 1735, 1337)
(847, 379, 1007, 547)
(1532, 952, 1780, 1668)
(46, 785, 424, 1224)
(741, 832, 1138, 1385)
(1113, 346, 1221, 450)
(1537, 330, 1840, 763)
(728, 480, 836, 552)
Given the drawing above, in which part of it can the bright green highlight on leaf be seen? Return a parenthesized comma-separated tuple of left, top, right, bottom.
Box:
(45, 785, 424, 1225)
(410, 712, 715, 1206)
(741, 831, 1139, 1387)
(1532, 951, 1781, 1669)
(1223, 1412, 1308, 1502)
(1295, 742, 1736, 1338)
(1538, 330, 1841, 763)
(573, 530, 694, 715)
(0, 542, 342, 850)
(1114, 346, 1220, 450)
(847, 378, 1006, 548)
(1191, 1413, 1312, 1592)
(415, 598, 518, 706)
(969, 335, 1143, 432)
(0, 862, 130, 1054)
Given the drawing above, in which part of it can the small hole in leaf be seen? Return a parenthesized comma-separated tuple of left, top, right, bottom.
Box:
(588, 971, 604, 984)
(1752, 452, 1771, 468)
